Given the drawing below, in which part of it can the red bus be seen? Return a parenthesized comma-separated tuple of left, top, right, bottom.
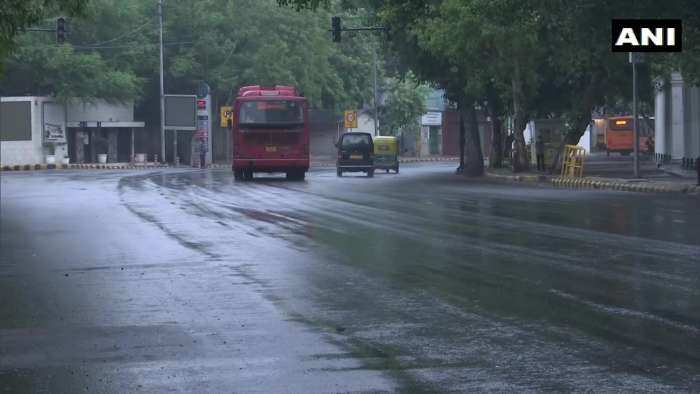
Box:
(231, 85, 309, 181)
(605, 116, 651, 156)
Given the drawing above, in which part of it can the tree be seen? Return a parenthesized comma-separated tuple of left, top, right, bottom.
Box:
(1, 33, 142, 102)
(282, 0, 700, 177)
(1, 0, 382, 119)
(374, 0, 487, 176)
(532, 0, 695, 171)
(378, 72, 428, 136)
(0, 0, 88, 72)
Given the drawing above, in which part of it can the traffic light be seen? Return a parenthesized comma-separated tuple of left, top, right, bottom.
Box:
(56, 17, 66, 43)
(331, 16, 341, 42)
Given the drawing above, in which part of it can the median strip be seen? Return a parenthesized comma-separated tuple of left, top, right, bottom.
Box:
(485, 171, 699, 195)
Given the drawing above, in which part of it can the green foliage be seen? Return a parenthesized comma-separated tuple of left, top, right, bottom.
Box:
(1, 0, 380, 117)
(283, 0, 700, 172)
(163, 0, 376, 111)
(0, 0, 88, 72)
(379, 72, 428, 136)
(276, 0, 330, 10)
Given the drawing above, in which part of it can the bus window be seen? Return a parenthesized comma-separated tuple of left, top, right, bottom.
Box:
(239, 100, 303, 126)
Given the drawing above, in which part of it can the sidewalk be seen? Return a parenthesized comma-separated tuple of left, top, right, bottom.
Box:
(485, 166, 699, 195)
(661, 164, 698, 180)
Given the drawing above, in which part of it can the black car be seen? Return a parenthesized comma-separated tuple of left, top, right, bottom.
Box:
(336, 132, 374, 177)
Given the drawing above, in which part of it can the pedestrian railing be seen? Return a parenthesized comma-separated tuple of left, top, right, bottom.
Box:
(561, 145, 586, 177)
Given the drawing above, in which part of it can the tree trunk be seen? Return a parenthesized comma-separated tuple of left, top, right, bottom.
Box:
(549, 75, 600, 173)
(550, 115, 591, 173)
(511, 59, 530, 172)
(489, 114, 503, 169)
(457, 110, 466, 173)
(484, 88, 503, 169)
(462, 102, 484, 177)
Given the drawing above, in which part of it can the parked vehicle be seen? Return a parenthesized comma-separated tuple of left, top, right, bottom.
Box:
(373, 136, 399, 173)
(336, 132, 374, 177)
(231, 85, 309, 181)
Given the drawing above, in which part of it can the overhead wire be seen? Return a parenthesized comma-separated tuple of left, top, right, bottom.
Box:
(77, 18, 156, 47)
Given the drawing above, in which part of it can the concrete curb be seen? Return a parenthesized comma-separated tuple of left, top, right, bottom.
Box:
(550, 177, 699, 194)
(1, 163, 171, 172)
(1, 157, 459, 172)
(485, 173, 548, 184)
(485, 171, 699, 195)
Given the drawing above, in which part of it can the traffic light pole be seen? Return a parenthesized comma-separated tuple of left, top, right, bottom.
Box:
(330, 17, 386, 136)
(159, 0, 166, 163)
(629, 52, 642, 178)
(633, 60, 639, 178)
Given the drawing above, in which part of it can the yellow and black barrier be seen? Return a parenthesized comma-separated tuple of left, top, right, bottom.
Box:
(561, 145, 586, 178)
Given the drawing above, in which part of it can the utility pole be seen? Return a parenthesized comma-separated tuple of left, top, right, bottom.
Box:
(158, 0, 166, 163)
(373, 47, 379, 136)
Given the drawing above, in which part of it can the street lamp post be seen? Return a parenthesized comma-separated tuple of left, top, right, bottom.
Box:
(158, 0, 166, 163)
(373, 47, 379, 136)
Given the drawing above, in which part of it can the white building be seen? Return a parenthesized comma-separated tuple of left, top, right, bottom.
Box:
(1, 97, 145, 167)
(354, 110, 377, 136)
(654, 72, 700, 169)
(0, 97, 68, 166)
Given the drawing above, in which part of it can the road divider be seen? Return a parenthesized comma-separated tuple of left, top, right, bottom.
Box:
(485, 171, 699, 195)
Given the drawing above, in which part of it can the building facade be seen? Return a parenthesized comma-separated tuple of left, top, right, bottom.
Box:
(0, 97, 145, 167)
(654, 72, 700, 169)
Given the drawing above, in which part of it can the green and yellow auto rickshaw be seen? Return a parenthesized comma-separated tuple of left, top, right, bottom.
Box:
(373, 136, 399, 173)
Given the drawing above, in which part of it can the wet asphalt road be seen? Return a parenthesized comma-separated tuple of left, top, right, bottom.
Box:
(1, 163, 699, 392)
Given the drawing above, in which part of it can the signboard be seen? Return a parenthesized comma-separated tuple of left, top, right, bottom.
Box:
(196, 115, 209, 140)
(611, 19, 682, 52)
(344, 110, 357, 129)
(0, 101, 31, 142)
(421, 111, 442, 126)
(220, 106, 233, 127)
(196, 95, 210, 142)
(42, 102, 66, 143)
(164, 95, 196, 130)
(192, 91, 211, 167)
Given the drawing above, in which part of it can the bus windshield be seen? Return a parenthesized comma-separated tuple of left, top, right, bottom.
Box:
(239, 100, 304, 126)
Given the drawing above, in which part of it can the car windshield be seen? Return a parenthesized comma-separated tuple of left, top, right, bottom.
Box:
(341, 134, 371, 148)
(239, 100, 303, 126)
